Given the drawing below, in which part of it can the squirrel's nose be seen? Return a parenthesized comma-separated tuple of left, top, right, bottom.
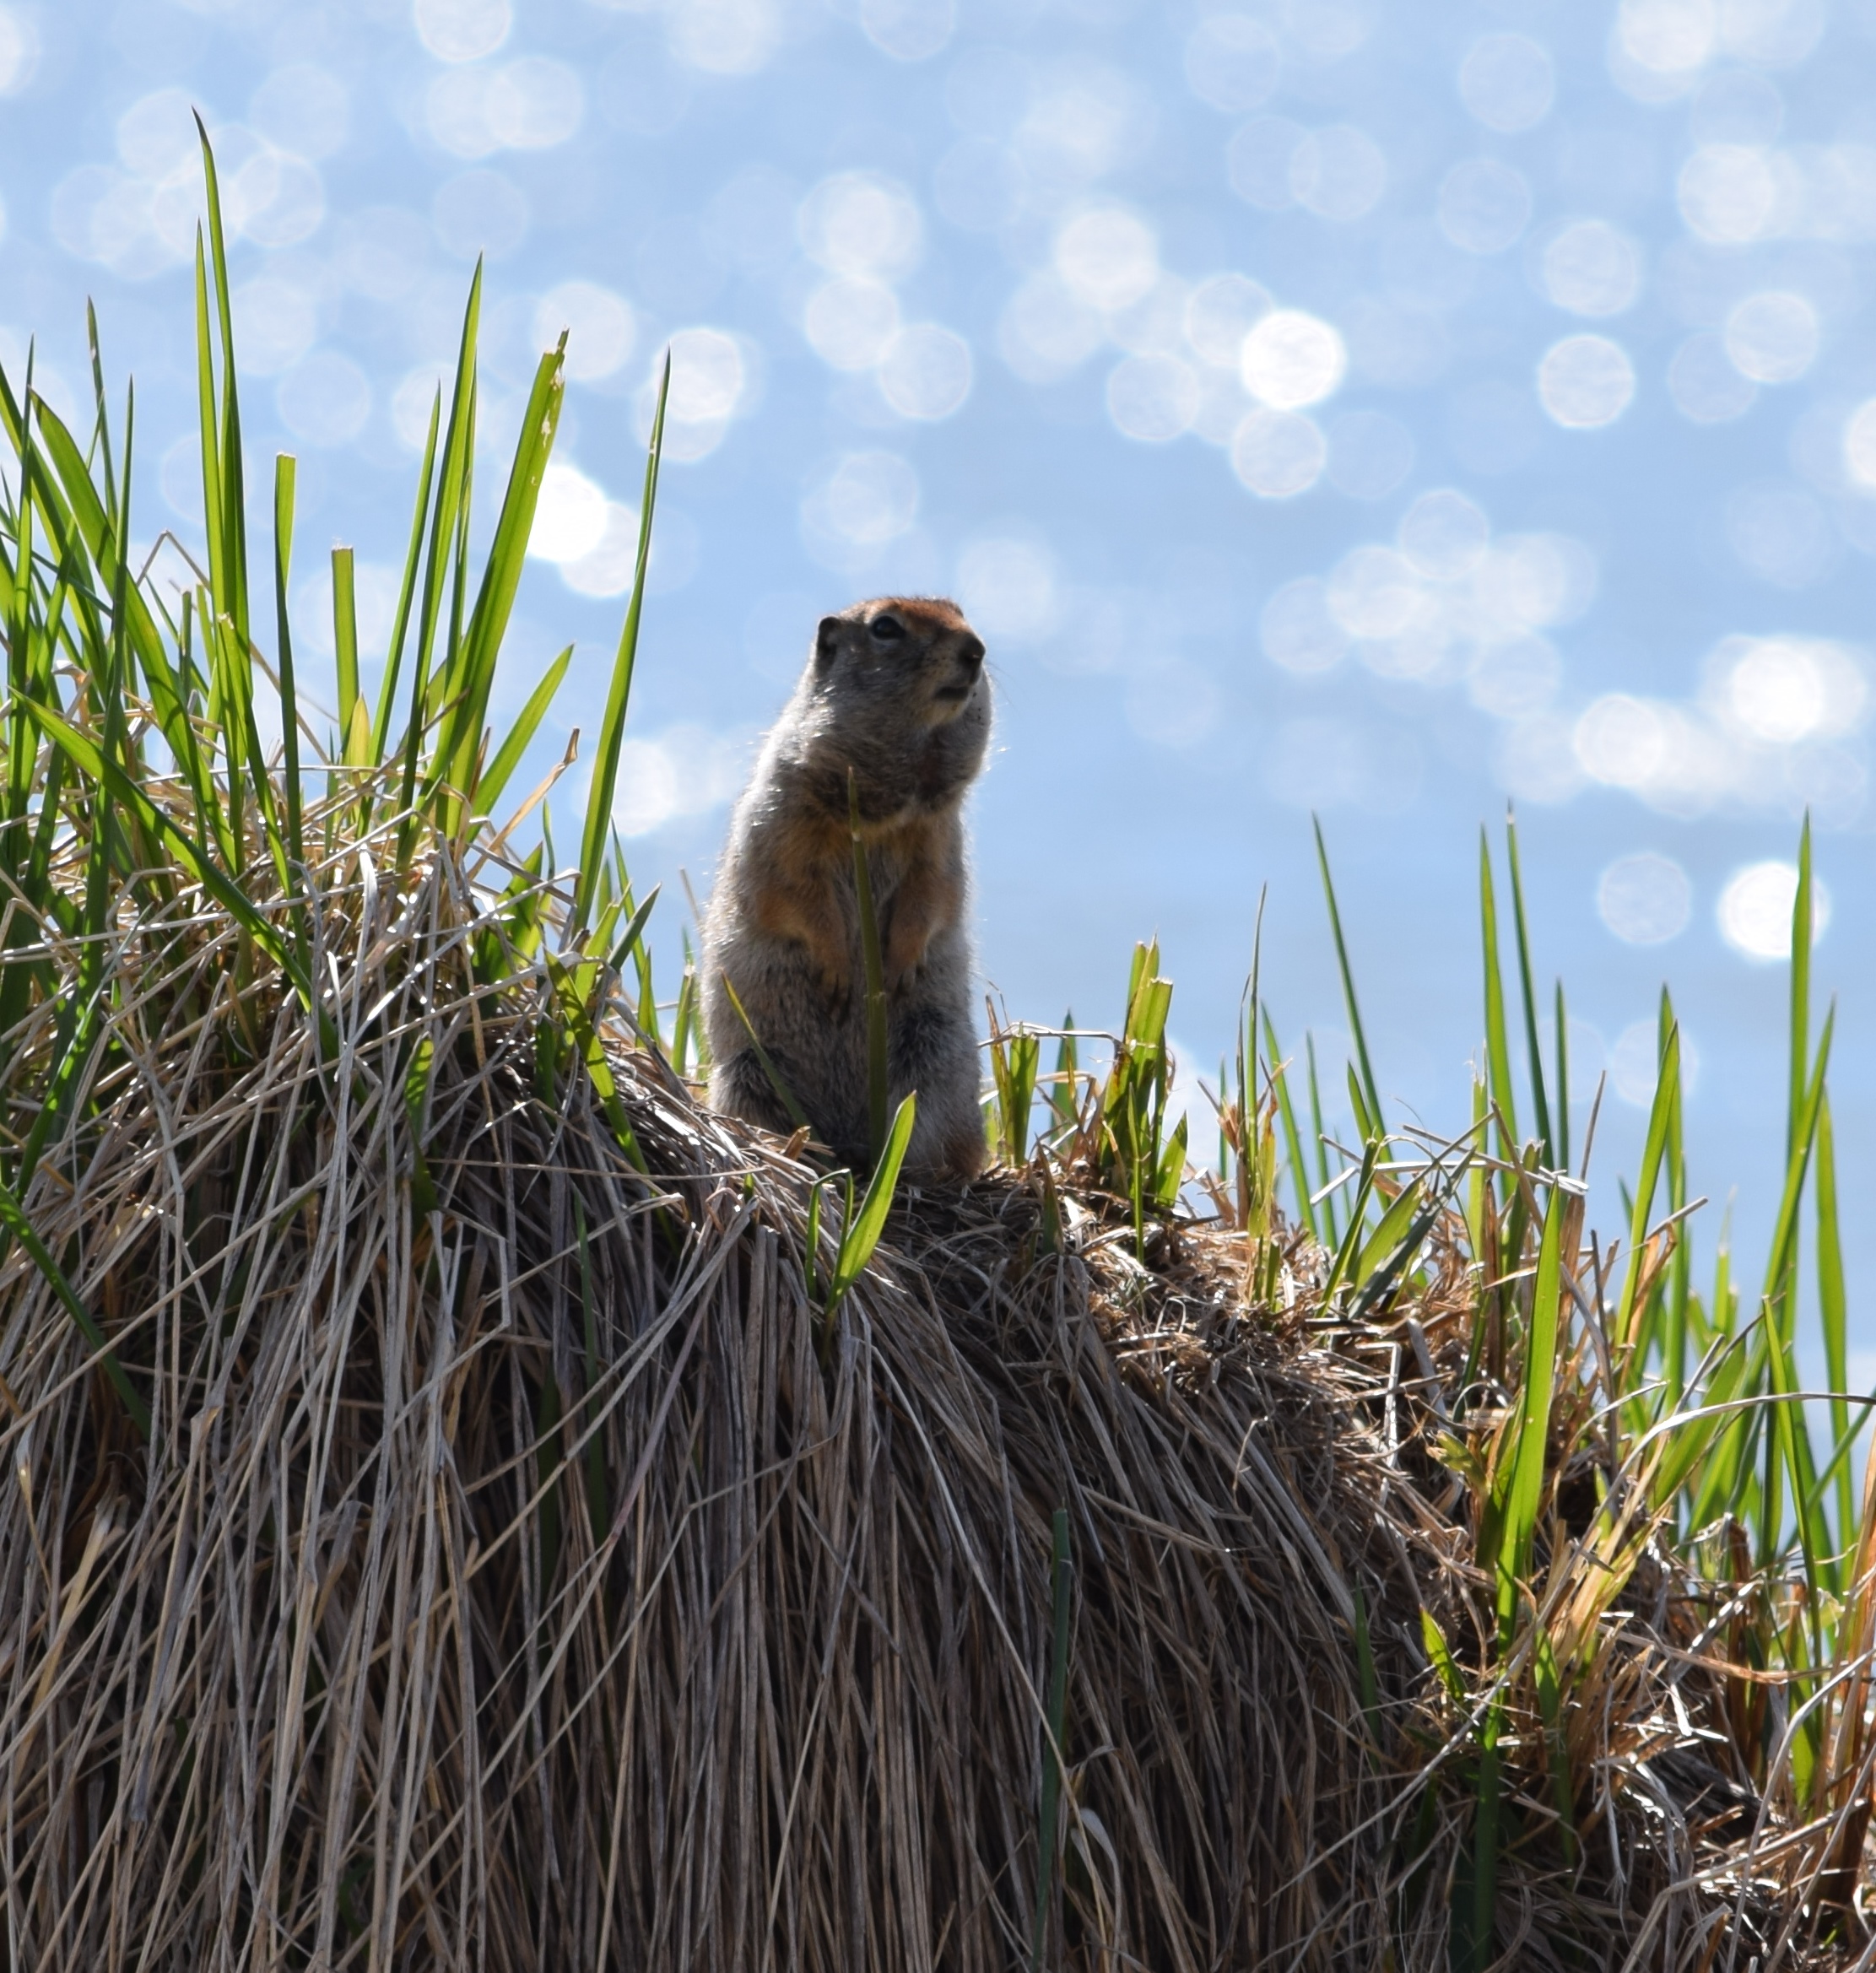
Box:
(958, 635, 986, 673)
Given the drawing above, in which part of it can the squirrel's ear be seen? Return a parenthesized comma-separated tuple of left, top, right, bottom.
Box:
(814, 616, 842, 668)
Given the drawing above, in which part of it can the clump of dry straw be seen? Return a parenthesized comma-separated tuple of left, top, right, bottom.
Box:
(0, 825, 1857, 1970)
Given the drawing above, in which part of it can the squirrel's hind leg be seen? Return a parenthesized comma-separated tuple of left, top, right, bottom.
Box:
(711, 1048, 806, 1141)
(889, 1001, 988, 1185)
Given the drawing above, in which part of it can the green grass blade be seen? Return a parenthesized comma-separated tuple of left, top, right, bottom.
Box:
(479, 645, 572, 816)
(1657, 990, 1691, 1414)
(1048, 1014, 1079, 1133)
(574, 350, 669, 938)
(1318, 1138, 1379, 1305)
(22, 396, 219, 847)
(1354, 1171, 1425, 1289)
(1758, 1008, 1833, 1570)
(272, 453, 304, 876)
(1488, 1181, 1565, 1642)
(84, 300, 117, 525)
(1312, 816, 1382, 1134)
(192, 230, 226, 646)
(406, 268, 484, 754)
(331, 544, 361, 777)
(1306, 1032, 1336, 1247)
(1262, 1012, 1316, 1241)
(1816, 1091, 1853, 1552)
(1458, 1705, 1503, 1973)
(194, 117, 248, 649)
(1613, 1025, 1679, 1355)
(434, 336, 567, 825)
(371, 388, 441, 763)
(605, 884, 661, 986)
(830, 1092, 916, 1302)
(1478, 827, 1517, 1159)
(1789, 814, 1812, 1159)
(1504, 808, 1552, 1165)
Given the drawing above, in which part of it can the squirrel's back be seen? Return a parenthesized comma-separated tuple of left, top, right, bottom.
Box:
(701, 597, 990, 1183)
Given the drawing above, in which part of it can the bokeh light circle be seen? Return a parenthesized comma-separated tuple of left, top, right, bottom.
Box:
(859, 0, 954, 62)
(1261, 577, 1348, 672)
(1288, 125, 1387, 224)
(1053, 207, 1160, 311)
(1598, 852, 1692, 943)
(1240, 309, 1345, 409)
(1230, 408, 1327, 496)
(1457, 32, 1554, 133)
(1183, 14, 1279, 113)
(1722, 291, 1819, 384)
(1844, 399, 1876, 489)
(1106, 355, 1199, 441)
(1538, 334, 1635, 428)
(1717, 861, 1830, 960)
(879, 325, 973, 419)
(414, 0, 512, 65)
(1539, 219, 1643, 316)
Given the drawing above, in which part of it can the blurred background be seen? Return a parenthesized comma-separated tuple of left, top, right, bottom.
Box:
(0, 0, 1873, 1354)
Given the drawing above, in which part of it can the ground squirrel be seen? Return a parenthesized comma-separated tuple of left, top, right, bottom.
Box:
(702, 597, 990, 1184)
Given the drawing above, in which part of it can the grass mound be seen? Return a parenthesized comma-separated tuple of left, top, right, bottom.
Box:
(0, 835, 1853, 1970)
(3, 137, 1873, 1968)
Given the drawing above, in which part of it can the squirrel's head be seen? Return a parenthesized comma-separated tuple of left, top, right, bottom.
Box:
(812, 597, 987, 725)
(798, 596, 991, 809)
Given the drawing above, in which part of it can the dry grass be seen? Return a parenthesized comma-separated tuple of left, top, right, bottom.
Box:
(0, 825, 1859, 1972)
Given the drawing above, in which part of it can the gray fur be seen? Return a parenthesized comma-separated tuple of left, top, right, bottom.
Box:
(701, 597, 991, 1183)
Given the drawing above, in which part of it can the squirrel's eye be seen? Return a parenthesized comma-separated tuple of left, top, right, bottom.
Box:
(869, 614, 906, 644)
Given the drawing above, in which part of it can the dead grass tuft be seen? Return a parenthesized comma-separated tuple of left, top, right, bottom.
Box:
(0, 839, 1856, 1971)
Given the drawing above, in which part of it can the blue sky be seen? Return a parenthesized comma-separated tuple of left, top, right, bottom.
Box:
(2, 0, 1874, 1336)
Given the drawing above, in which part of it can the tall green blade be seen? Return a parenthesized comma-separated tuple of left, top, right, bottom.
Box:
(332, 544, 361, 779)
(1788, 814, 1812, 1159)
(479, 646, 571, 816)
(1757, 1008, 1833, 1568)
(1478, 828, 1516, 1160)
(1816, 1092, 1853, 1552)
(1306, 1031, 1336, 1247)
(1262, 1011, 1316, 1241)
(434, 336, 567, 827)
(1487, 1181, 1566, 1642)
(574, 352, 669, 938)
(371, 388, 441, 763)
(1657, 989, 1691, 1414)
(830, 1092, 917, 1304)
(194, 115, 248, 650)
(1504, 808, 1552, 1165)
(404, 266, 484, 762)
(1312, 817, 1382, 1136)
(192, 232, 226, 651)
(273, 453, 304, 877)
(1613, 1025, 1679, 1358)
